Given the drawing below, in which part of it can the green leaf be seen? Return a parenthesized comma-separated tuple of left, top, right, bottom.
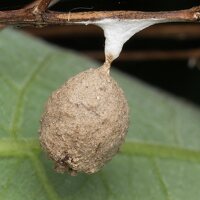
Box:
(0, 29, 200, 200)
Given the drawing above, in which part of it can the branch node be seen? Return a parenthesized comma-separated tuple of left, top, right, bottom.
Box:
(32, 0, 52, 15)
(194, 12, 200, 21)
(67, 12, 71, 22)
(33, 7, 40, 15)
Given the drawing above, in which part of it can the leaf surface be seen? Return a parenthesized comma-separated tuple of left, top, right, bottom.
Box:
(0, 29, 200, 200)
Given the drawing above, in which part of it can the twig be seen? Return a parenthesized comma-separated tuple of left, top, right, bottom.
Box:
(0, 0, 53, 29)
(32, 0, 52, 14)
(0, 2, 199, 27)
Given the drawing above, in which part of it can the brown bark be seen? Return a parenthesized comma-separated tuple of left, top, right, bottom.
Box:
(0, 0, 199, 27)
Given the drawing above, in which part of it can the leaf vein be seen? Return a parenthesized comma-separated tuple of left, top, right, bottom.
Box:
(0, 160, 21, 199)
(0, 74, 19, 92)
(10, 53, 52, 138)
(1, 139, 200, 163)
(100, 172, 115, 199)
(29, 154, 61, 200)
(121, 141, 200, 162)
(151, 158, 171, 200)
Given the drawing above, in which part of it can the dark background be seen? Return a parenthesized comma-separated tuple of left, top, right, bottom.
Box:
(1, 0, 200, 105)
(1, 0, 200, 11)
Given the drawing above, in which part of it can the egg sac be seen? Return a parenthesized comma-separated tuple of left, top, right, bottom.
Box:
(40, 66, 129, 175)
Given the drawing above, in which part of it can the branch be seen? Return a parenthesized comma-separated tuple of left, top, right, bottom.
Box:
(25, 0, 52, 14)
(0, 2, 199, 27)
(32, 0, 52, 14)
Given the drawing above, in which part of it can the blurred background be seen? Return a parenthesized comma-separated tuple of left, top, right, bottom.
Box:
(1, 0, 200, 105)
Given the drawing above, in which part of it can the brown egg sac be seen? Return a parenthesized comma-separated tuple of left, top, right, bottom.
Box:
(40, 65, 129, 175)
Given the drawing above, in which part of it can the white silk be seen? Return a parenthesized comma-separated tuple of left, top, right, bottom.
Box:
(95, 19, 164, 61)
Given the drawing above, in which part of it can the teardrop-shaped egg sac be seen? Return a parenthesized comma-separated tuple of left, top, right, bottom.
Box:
(40, 66, 129, 175)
